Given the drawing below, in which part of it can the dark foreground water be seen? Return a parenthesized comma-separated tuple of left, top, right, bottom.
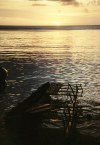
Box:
(0, 27, 100, 144)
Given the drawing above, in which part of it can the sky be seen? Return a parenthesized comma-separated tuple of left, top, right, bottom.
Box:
(0, 0, 100, 26)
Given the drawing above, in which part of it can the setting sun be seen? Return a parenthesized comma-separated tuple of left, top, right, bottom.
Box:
(53, 21, 62, 26)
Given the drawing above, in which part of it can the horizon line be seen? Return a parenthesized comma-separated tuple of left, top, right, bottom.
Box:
(0, 24, 100, 27)
(0, 25, 100, 30)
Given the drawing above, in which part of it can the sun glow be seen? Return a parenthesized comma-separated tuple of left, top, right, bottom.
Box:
(0, 0, 100, 25)
(53, 21, 62, 26)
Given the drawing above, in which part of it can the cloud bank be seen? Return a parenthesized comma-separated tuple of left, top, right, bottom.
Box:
(29, 0, 100, 6)
(29, 0, 79, 6)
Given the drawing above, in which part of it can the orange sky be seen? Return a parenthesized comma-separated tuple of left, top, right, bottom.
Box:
(0, 0, 100, 25)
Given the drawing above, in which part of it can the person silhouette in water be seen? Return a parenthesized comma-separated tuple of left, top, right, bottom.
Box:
(0, 67, 8, 91)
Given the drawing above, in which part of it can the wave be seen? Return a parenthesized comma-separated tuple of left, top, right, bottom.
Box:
(0, 45, 70, 49)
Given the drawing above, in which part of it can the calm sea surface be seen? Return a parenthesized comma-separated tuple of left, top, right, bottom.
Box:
(0, 27, 100, 143)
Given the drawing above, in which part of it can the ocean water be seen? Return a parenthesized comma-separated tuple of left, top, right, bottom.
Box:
(0, 27, 100, 143)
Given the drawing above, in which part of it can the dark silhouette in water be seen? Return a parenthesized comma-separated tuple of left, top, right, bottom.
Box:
(0, 66, 8, 91)
(5, 82, 100, 145)
(5, 83, 75, 144)
(5, 82, 53, 145)
(6, 82, 51, 116)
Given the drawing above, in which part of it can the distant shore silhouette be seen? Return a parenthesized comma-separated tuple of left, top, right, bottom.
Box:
(0, 25, 100, 30)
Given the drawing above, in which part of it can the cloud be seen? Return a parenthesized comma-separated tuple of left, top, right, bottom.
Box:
(95, 0, 100, 5)
(29, 0, 100, 5)
(29, 0, 100, 7)
(61, 0, 100, 6)
(60, 0, 79, 6)
(80, 0, 100, 5)
(32, 3, 47, 6)
(84, 8, 89, 13)
(29, 0, 80, 6)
